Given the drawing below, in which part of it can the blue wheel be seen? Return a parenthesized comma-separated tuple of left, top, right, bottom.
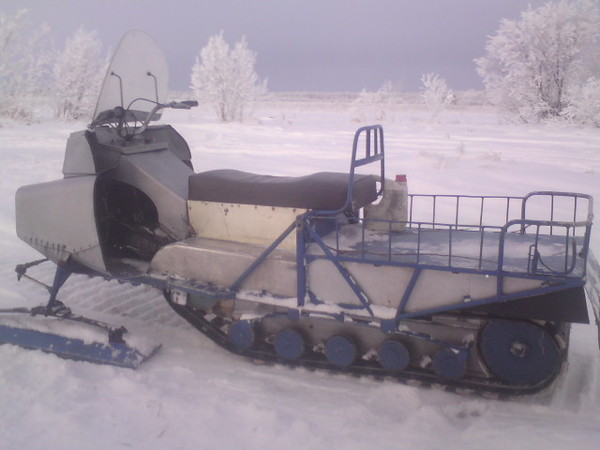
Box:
(325, 335, 357, 368)
(228, 320, 255, 351)
(432, 348, 468, 380)
(274, 328, 305, 361)
(480, 320, 560, 385)
(378, 340, 410, 371)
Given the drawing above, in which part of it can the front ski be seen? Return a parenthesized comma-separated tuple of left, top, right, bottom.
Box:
(6, 260, 160, 368)
(0, 306, 161, 368)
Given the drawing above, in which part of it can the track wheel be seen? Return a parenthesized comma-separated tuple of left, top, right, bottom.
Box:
(378, 340, 410, 371)
(274, 328, 305, 361)
(228, 320, 255, 351)
(432, 348, 468, 380)
(325, 335, 357, 368)
(480, 320, 560, 386)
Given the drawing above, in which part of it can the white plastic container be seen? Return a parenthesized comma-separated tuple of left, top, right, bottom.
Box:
(364, 174, 408, 231)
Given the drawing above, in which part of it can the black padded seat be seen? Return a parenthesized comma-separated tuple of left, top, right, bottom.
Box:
(188, 170, 378, 211)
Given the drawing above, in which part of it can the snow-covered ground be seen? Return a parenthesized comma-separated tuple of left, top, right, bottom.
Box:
(1, 100, 600, 449)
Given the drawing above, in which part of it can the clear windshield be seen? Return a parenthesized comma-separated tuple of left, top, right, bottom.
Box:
(93, 30, 169, 123)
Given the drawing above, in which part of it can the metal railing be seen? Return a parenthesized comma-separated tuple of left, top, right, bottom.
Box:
(310, 191, 593, 278)
(408, 194, 523, 230)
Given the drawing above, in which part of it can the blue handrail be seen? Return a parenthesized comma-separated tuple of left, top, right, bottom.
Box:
(313, 125, 385, 216)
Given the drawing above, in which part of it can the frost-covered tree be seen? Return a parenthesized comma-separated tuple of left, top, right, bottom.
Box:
(54, 27, 108, 120)
(350, 81, 401, 123)
(421, 73, 454, 121)
(0, 9, 50, 121)
(190, 32, 267, 122)
(564, 77, 600, 126)
(476, 0, 600, 123)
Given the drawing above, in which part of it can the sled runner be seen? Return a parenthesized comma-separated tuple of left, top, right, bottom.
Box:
(0, 259, 160, 368)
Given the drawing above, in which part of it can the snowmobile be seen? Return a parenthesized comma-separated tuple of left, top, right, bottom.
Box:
(4, 30, 600, 394)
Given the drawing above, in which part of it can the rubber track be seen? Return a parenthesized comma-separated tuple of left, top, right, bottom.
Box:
(167, 300, 564, 397)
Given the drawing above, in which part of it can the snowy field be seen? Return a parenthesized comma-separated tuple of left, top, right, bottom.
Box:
(1, 99, 600, 449)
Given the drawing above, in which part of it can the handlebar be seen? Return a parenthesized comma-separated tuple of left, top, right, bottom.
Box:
(171, 100, 199, 109)
(89, 98, 198, 137)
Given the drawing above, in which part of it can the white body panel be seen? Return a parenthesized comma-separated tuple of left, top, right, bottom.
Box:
(307, 259, 543, 311)
(62, 131, 96, 177)
(150, 236, 297, 297)
(151, 217, 547, 315)
(15, 176, 106, 273)
(188, 201, 305, 251)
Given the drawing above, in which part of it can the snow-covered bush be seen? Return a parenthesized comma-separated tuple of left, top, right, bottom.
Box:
(350, 81, 400, 123)
(53, 27, 108, 120)
(190, 32, 267, 122)
(421, 73, 454, 121)
(0, 9, 50, 121)
(564, 77, 600, 127)
(476, 0, 600, 123)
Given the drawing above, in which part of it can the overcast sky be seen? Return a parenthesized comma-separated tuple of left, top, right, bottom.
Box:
(3, 0, 548, 92)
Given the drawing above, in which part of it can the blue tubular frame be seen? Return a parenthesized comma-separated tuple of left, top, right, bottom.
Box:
(346, 125, 385, 208)
(350, 125, 385, 200)
(243, 126, 596, 330)
(304, 224, 374, 316)
(298, 186, 594, 330)
(295, 125, 386, 313)
(316, 125, 385, 217)
(230, 221, 297, 292)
